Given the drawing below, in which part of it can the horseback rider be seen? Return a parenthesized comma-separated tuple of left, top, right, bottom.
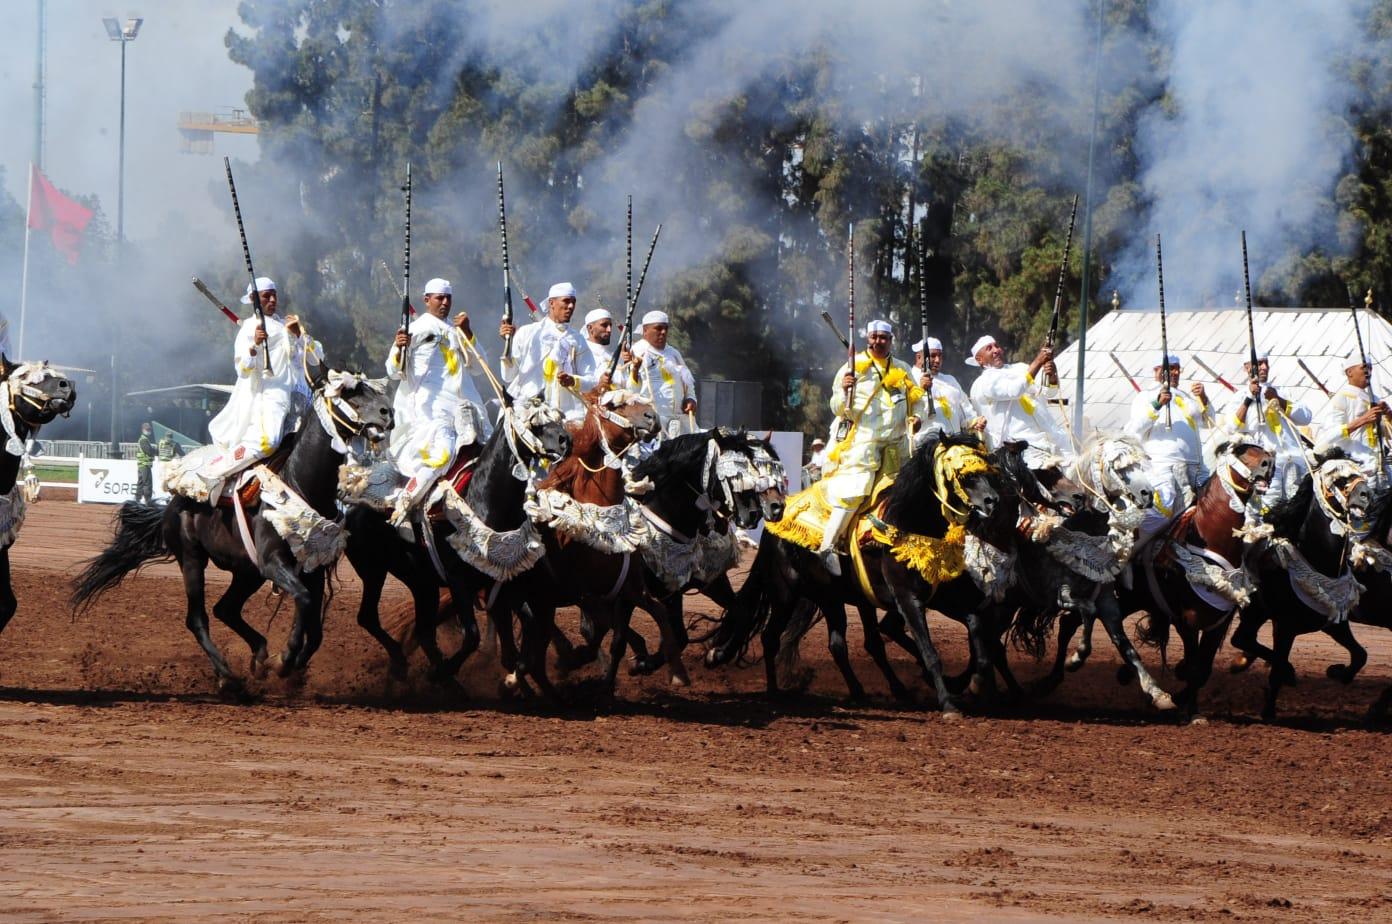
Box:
(1315, 351, 1391, 482)
(196, 276, 324, 499)
(967, 334, 1071, 469)
(1222, 350, 1311, 500)
(816, 320, 924, 575)
(912, 335, 984, 443)
(571, 307, 626, 403)
(628, 310, 697, 439)
(385, 277, 491, 525)
(498, 282, 584, 417)
(1127, 352, 1214, 546)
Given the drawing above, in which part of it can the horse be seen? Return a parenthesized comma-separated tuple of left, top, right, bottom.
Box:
(1226, 455, 1378, 720)
(1024, 435, 1176, 712)
(0, 357, 77, 656)
(1115, 441, 1274, 718)
(340, 395, 576, 682)
(703, 433, 1003, 714)
(71, 369, 394, 692)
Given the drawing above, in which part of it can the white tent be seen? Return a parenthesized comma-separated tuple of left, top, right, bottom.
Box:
(1054, 306, 1392, 439)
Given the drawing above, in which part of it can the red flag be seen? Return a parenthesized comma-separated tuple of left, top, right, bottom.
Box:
(27, 165, 94, 265)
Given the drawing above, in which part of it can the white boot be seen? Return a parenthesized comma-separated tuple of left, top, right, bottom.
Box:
(816, 506, 854, 577)
(389, 471, 443, 528)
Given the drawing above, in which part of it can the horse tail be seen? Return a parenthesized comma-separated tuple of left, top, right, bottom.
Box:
(702, 531, 776, 663)
(1008, 604, 1056, 659)
(70, 501, 171, 613)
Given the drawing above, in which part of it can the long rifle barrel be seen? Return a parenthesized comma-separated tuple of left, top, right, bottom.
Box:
(396, 163, 413, 366)
(1240, 230, 1259, 376)
(223, 156, 270, 374)
(846, 222, 856, 402)
(1296, 357, 1331, 397)
(821, 310, 850, 349)
(607, 223, 662, 379)
(1048, 194, 1080, 348)
(1189, 354, 1236, 393)
(1108, 352, 1141, 392)
(917, 231, 933, 417)
(1156, 233, 1171, 429)
(192, 277, 240, 325)
(498, 162, 515, 362)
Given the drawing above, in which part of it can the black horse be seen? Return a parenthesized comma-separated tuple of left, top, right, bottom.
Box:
(0, 357, 76, 657)
(1228, 456, 1373, 720)
(342, 398, 572, 682)
(72, 370, 393, 692)
(704, 433, 1003, 714)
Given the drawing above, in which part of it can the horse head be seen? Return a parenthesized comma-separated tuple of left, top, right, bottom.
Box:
(748, 436, 787, 523)
(589, 387, 659, 454)
(511, 397, 572, 463)
(1215, 441, 1274, 498)
(708, 428, 768, 530)
(1314, 456, 1373, 533)
(995, 445, 1081, 517)
(0, 356, 77, 431)
(1077, 434, 1154, 511)
(314, 369, 394, 448)
(935, 437, 1000, 522)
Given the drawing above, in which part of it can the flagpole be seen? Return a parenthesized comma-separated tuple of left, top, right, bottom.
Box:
(18, 163, 34, 360)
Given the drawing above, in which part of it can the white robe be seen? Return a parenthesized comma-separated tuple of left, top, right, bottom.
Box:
(821, 353, 923, 510)
(1127, 384, 1215, 540)
(385, 312, 491, 509)
(969, 363, 1070, 467)
(501, 317, 584, 417)
(1221, 388, 1312, 499)
(207, 314, 323, 459)
(916, 370, 978, 440)
(575, 337, 616, 395)
(630, 340, 697, 437)
(1315, 384, 1389, 478)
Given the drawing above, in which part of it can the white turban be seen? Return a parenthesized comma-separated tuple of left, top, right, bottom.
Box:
(1153, 353, 1182, 368)
(641, 310, 670, 327)
(912, 337, 944, 354)
(547, 282, 577, 300)
(584, 308, 612, 326)
(865, 320, 893, 336)
(964, 334, 997, 367)
(1344, 350, 1367, 370)
(1249, 349, 1270, 363)
(240, 277, 275, 304)
(423, 278, 452, 296)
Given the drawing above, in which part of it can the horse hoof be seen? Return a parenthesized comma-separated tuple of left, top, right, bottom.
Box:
(388, 660, 409, 682)
(940, 708, 964, 723)
(216, 675, 245, 698)
(250, 650, 270, 680)
(1187, 714, 1209, 726)
(1229, 652, 1252, 674)
(1326, 664, 1355, 684)
(1151, 692, 1177, 712)
(503, 671, 520, 691)
(703, 648, 724, 668)
(669, 669, 690, 688)
(1116, 664, 1136, 686)
(1065, 653, 1086, 672)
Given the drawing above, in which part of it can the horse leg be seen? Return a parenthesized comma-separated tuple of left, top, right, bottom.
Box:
(1261, 624, 1298, 723)
(857, 604, 912, 703)
(823, 604, 865, 702)
(1066, 610, 1095, 672)
(774, 598, 817, 687)
(0, 549, 16, 645)
(878, 607, 932, 682)
(518, 603, 564, 703)
(291, 571, 327, 672)
(489, 601, 527, 695)
(259, 552, 317, 677)
(1033, 608, 1082, 698)
(1094, 592, 1174, 712)
(631, 594, 676, 677)
(1176, 618, 1228, 721)
(886, 583, 960, 715)
(960, 608, 999, 704)
(210, 569, 271, 679)
(1228, 605, 1272, 674)
(179, 550, 240, 690)
(1323, 621, 1367, 684)
(353, 561, 409, 680)
(642, 593, 690, 688)
(603, 605, 634, 695)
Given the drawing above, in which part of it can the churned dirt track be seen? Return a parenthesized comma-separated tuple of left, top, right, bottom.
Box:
(1, 497, 1390, 922)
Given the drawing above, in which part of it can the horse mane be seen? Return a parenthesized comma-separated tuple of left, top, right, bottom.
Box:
(632, 431, 712, 492)
(1261, 471, 1315, 540)
(878, 432, 978, 537)
(537, 412, 602, 494)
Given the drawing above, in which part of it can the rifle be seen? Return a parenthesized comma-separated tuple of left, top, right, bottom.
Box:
(497, 162, 515, 362)
(379, 260, 416, 316)
(1296, 357, 1331, 397)
(916, 230, 933, 417)
(820, 310, 850, 349)
(191, 277, 240, 325)
(1108, 352, 1141, 392)
(836, 223, 856, 443)
(395, 163, 412, 367)
(1352, 286, 1386, 481)
(1189, 355, 1236, 393)
(607, 223, 662, 379)
(1240, 231, 1260, 380)
(1047, 194, 1080, 351)
(1155, 234, 1171, 429)
(223, 157, 271, 374)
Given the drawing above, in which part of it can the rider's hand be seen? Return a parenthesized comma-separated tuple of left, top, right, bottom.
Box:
(452, 312, 473, 339)
(1248, 378, 1261, 397)
(498, 321, 516, 339)
(284, 315, 302, 337)
(919, 373, 933, 390)
(1262, 385, 1279, 402)
(681, 398, 697, 413)
(393, 330, 410, 349)
(253, 326, 267, 347)
(1190, 381, 1207, 406)
(970, 416, 987, 432)
(1155, 387, 1172, 408)
(841, 372, 855, 391)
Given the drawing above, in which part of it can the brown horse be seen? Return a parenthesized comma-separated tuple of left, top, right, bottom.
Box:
(1117, 442, 1273, 718)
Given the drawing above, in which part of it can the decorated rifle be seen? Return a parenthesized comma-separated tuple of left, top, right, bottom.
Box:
(1352, 286, 1386, 479)
(1189, 355, 1236, 393)
(821, 310, 850, 349)
(1296, 357, 1331, 397)
(379, 260, 416, 316)
(916, 231, 933, 417)
(1155, 234, 1171, 429)
(837, 222, 856, 443)
(1240, 231, 1260, 380)
(396, 163, 413, 367)
(191, 277, 240, 325)
(1047, 194, 1080, 350)
(1108, 352, 1141, 392)
(497, 161, 515, 362)
(607, 223, 662, 379)
(223, 156, 271, 374)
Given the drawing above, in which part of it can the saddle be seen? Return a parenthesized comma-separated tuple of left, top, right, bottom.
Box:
(424, 443, 483, 522)
(214, 442, 294, 510)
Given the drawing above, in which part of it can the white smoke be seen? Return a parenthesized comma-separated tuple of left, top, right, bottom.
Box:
(1109, 0, 1373, 308)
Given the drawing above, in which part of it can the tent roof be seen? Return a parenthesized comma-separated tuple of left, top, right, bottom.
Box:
(1054, 306, 1392, 434)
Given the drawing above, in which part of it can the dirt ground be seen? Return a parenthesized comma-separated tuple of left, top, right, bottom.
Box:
(1, 496, 1389, 922)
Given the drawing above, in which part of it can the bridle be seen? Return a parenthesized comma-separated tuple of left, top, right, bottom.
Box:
(504, 399, 567, 480)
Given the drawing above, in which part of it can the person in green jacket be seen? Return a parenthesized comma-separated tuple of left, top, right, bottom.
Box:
(135, 422, 154, 504)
